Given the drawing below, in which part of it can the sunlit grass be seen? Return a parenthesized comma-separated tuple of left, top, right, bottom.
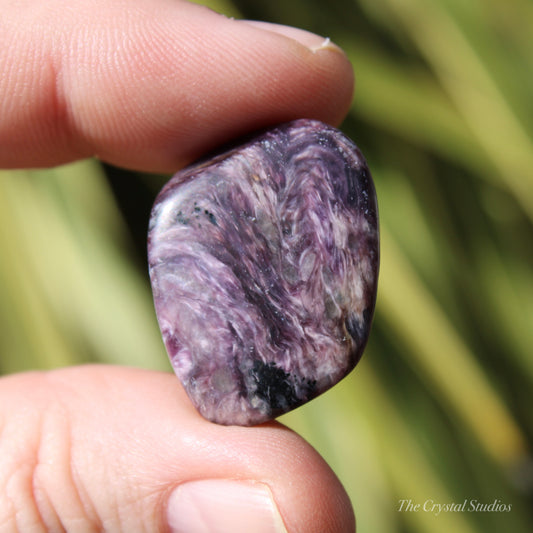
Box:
(0, 162, 168, 374)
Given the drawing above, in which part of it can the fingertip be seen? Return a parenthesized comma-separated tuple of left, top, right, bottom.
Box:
(228, 18, 355, 128)
(166, 479, 289, 533)
(258, 424, 356, 533)
(0, 0, 354, 171)
(174, 419, 356, 533)
(0, 366, 355, 532)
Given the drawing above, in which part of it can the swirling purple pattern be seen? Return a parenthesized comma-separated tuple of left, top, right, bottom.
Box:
(148, 119, 379, 425)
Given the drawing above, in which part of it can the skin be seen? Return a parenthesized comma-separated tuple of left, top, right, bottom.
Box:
(0, 0, 356, 531)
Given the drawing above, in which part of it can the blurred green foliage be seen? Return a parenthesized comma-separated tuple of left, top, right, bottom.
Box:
(1, 0, 532, 531)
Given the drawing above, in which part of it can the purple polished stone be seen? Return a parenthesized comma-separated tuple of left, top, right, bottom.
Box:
(148, 119, 379, 425)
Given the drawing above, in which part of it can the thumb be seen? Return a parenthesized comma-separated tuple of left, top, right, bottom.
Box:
(0, 365, 355, 532)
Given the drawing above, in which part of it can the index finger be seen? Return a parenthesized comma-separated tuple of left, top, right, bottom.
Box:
(0, 0, 354, 172)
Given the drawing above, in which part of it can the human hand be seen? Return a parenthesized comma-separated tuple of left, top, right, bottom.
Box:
(0, 1, 355, 532)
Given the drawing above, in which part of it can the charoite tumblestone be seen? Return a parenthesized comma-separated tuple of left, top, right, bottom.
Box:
(148, 119, 379, 425)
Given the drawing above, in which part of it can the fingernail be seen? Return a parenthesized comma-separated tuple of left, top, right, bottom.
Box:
(241, 20, 343, 53)
(167, 479, 288, 533)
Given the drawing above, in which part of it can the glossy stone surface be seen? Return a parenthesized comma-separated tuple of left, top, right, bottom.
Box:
(148, 119, 379, 425)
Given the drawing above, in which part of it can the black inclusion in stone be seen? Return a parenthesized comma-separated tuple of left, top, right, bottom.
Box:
(250, 360, 299, 413)
(345, 312, 367, 346)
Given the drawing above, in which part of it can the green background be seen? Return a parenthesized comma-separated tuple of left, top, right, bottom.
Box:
(1, 0, 532, 531)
